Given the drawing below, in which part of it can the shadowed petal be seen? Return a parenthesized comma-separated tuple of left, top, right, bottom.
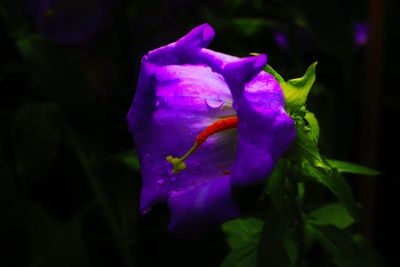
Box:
(167, 176, 240, 237)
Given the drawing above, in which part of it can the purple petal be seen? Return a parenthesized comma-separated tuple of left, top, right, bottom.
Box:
(222, 54, 267, 101)
(145, 23, 215, 66)
(230, 72, 296, 186)
(167, 176, 240, 237)
(128, 60, 237, 214)
(175, 23, 215, 51)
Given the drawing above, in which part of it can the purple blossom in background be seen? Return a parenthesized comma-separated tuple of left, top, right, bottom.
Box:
(353, 22, 368, 47)
(30, 0, 113, 44)
(127, 24, 296, 236)
(274, 30, 289, 50)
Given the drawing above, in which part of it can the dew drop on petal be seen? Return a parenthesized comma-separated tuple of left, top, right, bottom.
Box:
(157, 178, 164, 184)
(205, 97, 224, 109)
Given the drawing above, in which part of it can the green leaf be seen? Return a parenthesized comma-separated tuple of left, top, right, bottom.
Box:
(327, 160, 380, 176)
(220, 244, 258, 267)
(222, 217, 264, 250)
(304, 164, 361, 221)
(221, 217, 264, 267)
(306, 223, 381, 267)
(264, 64, 285, 85)
(289, 115, 322, 166)
(282, 62, 317, 113)
(113, 150, 140, 171)
(305, 111, 319, 142)
(308, 203, 354, 229)
(289, 115, 360, 221)
(13, 103, 61, 188)
(284, 239, 299, 267)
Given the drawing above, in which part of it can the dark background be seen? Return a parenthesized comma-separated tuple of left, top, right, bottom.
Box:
(0, 0, 398, 266)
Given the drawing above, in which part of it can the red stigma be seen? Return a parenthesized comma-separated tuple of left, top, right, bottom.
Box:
(195, 116, 238, 145)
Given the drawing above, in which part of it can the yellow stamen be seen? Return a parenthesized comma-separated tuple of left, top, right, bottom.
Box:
(166, 143, 199, 174)
(166, 116, 238, 174)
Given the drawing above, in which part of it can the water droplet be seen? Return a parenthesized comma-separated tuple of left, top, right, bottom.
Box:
(157, 178, 164, 184)
(205, 97, 224, 109)
(170, 176, 176, 182)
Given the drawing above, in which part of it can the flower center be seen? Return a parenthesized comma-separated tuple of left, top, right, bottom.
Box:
(166, 116, 238, 174)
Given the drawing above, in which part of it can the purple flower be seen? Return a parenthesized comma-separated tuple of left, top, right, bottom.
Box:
(30, 0, 113, 44)
(274, 31, 289, 50)
(353, 22, 368, 47)
(127, 24, 296, 236)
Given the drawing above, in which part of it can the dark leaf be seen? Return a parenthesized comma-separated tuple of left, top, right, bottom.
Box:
(28, 205, 90, 267)
(221, 217, 263, 267)
(13, 103, 61, 188)
(222, 217, 264, 250)
(306, 223, 382, 267)
(308, 203, 354, 229)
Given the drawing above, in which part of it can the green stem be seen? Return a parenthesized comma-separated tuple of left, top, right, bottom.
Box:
(65, 123, 133, 267)
(287, 162, 305, 267)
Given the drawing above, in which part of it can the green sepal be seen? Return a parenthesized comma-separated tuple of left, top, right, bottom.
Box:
(327, 160, 380, 176)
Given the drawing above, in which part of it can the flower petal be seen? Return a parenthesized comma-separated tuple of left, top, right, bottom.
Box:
(222, 54, 268, 101)
(145, 23, 215, 66)
(167, 176, 240, 237)
(231, 71, 296, 186)
(127, 60, 237, 214)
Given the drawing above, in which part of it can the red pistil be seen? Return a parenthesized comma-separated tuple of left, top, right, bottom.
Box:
(166, 115, 238, 174)
(195, 116, 238, 145)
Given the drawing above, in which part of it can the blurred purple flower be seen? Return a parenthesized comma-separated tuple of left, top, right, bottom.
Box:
(30, 0, 113, 44)
(274, 31, 289, 50)
(127, 24, 296, 236)
(353, 22, 368, 47)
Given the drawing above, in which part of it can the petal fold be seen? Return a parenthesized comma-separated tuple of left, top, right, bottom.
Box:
(222, 54, 267, 101)
(175, 23, 215, 51)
